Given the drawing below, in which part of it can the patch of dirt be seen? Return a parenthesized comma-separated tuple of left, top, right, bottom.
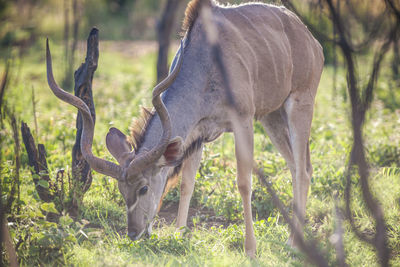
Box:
(157, 202, 231, 229)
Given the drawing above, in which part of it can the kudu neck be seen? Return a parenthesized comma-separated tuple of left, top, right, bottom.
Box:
(137, 82, 202, 155)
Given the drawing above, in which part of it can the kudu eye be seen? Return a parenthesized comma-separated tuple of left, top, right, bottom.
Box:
(139, 185, 148, 196)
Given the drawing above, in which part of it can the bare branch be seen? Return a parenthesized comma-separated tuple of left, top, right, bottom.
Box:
(255, 167, 329, 267)
(322, 0, 392, 265)
(0, 63, 10, 119)
(385, 0, 400, 20)
(0, 185, 3, 265)
(281, 0, 338, 45)
(31, 87, 39, 144)
(332, 195, 347, 267)
(0, 64, 9, 266)
(278, 2, 395, 264)
(344, 160, 374, 244)
(1, 222, 18, 267)
(361, 25, 397, 116)
(199, 1, 237, 108)
(4, 114, 21, 214)
(199, 3, 329, 263)
(343, 0, 389, 52)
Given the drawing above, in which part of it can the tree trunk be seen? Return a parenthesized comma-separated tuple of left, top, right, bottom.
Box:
(68, 0, 81, 90)
(392, 39, 399, 80)
(156, 0, 181, 83)
(63, 0, 71, 90)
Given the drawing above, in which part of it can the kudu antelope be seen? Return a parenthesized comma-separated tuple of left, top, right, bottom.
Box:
(46, 0, 323, 257)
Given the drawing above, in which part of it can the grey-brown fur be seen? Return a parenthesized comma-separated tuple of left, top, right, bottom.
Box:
(167, 136, 204, 180)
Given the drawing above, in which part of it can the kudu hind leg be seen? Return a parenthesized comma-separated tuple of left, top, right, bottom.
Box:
(176, 144, 203, 227)
(234, 118, 256, 257)
(285, 92, 315, 247)
(260, 108, 295, 177)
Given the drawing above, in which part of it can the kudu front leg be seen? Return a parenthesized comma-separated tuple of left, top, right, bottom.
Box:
(234, 118, 256, 258)
(176, 144, 203, 227)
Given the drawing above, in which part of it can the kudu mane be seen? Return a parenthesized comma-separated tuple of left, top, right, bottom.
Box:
(129, 106, 204, 177)
(182, 0, 214, 33)
(128, 107, 155, 151)
(129, 0, 211, 153)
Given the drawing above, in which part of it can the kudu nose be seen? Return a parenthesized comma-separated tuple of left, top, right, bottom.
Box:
(127, 231, 137, 241)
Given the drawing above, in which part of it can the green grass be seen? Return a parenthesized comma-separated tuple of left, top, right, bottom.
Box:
(1, 39, 400, 266)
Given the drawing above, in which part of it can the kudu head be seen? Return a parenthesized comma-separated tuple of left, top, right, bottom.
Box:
(46, 39, 184, 240)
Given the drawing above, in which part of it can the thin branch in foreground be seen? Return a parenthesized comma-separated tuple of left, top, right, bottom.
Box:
(31, 87, 39, 144)
(1, 222, 18, 267)
(332, 195, 347, 267)
(0, 63, 10, 118)
(199, 0, 237, 108)
(255, 167, 329, 267)
(323, 0, 393, 264)
(0, 63, 19, 266)
(281, 1, 395, 265)
(386, 0, 400, 20)
(5, 114, 21, 214)
(0, 184, 3, 265)
(199, 3, 328, 264)
(281, 0, 338, 45)
(344, 158, 373, 244)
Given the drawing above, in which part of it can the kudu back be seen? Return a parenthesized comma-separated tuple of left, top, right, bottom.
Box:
(47, 0, 323, 258)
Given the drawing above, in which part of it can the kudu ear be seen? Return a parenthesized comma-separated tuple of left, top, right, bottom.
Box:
(106, 127, 133, 166)
(157, 136, 184, 167)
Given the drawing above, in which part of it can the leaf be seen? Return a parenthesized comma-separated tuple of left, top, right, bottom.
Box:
(40, 202, 59, 214)
(59, 214, 74, 226)
(37, 179, 49, 188)
(65, 234, 77, 243)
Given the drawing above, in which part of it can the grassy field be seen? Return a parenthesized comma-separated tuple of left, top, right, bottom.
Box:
(1, 38, 400, 266)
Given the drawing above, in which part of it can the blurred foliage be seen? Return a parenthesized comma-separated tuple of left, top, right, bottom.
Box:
(0, 0, 188, 43)
(0, 0, 9, 19)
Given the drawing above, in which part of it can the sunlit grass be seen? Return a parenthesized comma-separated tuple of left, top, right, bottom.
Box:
(1, 39, 400, 266)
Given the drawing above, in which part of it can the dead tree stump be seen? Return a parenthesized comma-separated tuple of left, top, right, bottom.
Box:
(70, 28, 99, 215)
(21, 122, 54, 202)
